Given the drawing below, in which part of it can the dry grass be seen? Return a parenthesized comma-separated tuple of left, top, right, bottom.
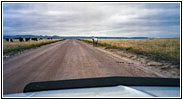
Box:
(3, 39, 64, 55)
(81, 38, 180, 64)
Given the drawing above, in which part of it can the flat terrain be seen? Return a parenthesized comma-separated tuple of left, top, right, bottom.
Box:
(82, 38, 180, 64)
(3, 39, 63, 55)
(4, 39, 168, 94)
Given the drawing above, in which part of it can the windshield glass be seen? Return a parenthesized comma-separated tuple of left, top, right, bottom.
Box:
(3, 2, 180, 95)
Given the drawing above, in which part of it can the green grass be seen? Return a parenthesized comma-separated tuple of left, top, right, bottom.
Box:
(3, 39, 65, 55)
(80, 38, 180, 65)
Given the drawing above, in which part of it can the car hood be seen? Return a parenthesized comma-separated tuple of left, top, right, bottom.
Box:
(3, 85, 180, 97)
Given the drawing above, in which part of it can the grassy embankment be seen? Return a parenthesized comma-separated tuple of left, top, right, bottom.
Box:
(3, 39, 65, 55)
(81, 38, 180, 65)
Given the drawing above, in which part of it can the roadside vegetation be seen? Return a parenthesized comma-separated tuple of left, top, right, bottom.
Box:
(81, 38, 180, 65)
(3, 39, 65, 56)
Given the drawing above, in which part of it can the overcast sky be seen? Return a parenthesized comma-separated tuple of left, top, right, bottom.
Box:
(3, 3, 180, 37)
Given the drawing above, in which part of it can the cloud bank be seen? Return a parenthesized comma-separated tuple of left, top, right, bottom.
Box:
(3, 3, 180, 37)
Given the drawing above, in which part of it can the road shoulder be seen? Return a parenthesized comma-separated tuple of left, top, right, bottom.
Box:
(80, 40, 179, 78)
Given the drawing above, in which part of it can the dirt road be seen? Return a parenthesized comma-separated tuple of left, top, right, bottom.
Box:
(3, 39, 165, 94)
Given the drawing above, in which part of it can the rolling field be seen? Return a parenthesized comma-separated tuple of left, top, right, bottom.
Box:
(3, 39, 64, 55)
(81, 38, 180, 64)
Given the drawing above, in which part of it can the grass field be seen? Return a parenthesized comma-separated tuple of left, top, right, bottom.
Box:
(81, 38, 180, 64)
(3, 39, 64, 55)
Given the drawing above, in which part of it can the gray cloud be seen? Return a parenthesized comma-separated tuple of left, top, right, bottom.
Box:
(3, 3, 180, 37)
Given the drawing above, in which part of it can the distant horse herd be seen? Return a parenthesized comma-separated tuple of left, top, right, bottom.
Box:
(5, 36, 98, 46)
(5, 37, 52, 42)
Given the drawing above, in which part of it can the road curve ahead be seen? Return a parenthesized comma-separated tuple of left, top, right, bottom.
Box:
(3, 39, 161, 94)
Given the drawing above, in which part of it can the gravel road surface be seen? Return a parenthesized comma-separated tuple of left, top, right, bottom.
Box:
(3, 39, 163, 94)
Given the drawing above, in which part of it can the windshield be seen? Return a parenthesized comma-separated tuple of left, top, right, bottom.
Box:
(2, 2, 180, 96)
